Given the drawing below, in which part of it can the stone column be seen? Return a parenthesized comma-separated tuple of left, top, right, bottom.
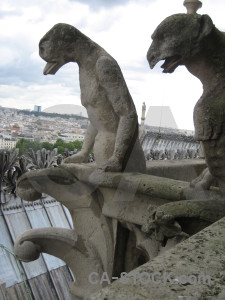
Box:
(141, 102, 146, 127)
(139, 102, 146, 140)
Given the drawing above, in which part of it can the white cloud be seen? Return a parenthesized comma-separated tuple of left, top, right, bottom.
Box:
(0, 46, 20, 66)
(0, 83, 81, 111)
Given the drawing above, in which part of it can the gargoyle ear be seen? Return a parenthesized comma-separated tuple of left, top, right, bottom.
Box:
(199, 14, 214, 39)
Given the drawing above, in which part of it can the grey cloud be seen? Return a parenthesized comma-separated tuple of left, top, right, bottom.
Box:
(0, 0, 157, 107)
(70, 0, 156, 9)
(70, 0, 130, 8)
(0, 54, 81, 98)
(0, 62, 43, 87)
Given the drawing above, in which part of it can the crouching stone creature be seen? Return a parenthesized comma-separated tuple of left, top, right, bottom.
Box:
(147, 13, 225, 193)
(39, 23, 146, 173)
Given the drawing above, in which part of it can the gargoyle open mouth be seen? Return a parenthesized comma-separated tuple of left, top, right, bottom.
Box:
(43, 61, 64, 75)
(161, 55, 182, 73)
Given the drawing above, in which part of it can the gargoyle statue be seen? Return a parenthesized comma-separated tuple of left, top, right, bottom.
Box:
(147, 13, 225, 193)
(39, 23, 146, 173)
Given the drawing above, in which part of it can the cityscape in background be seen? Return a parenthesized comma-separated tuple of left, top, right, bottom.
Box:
(0, 105, 89, 151)
(0, 103, 196, 150)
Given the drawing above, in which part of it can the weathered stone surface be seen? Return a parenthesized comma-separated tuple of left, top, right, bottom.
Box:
(15, 164, 116, 299)
(146, 159, 206, 182)
(15, 161, 225, 299)
(39, 23, 146, 174)
(147, 13, 225, 192)
(89, 216, 225, 300)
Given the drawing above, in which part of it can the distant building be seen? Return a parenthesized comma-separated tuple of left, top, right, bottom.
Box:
(34, 105, 42, 113)
(58, 133, 85, 142)
(0, 138, 17, 150)
(17, 134, 34, 141)
(12, 124, 20, 132)
(43, 104, 88, 118)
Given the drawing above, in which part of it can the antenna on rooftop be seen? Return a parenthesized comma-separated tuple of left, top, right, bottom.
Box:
(183, 0, 202, 14)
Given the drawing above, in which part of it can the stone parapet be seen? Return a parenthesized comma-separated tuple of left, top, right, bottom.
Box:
(90, 216, 225, 300)
(146, 159, 206, 182)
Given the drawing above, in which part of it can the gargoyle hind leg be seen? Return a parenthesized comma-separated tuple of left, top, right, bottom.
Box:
(190, 167, 214, 190)
(203, 138, 225, 193)
(190, 136, 225, 193)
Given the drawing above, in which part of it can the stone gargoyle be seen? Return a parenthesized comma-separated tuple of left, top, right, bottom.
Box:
(39, 23, 146, 174)
(147, 13, 225, 193)
(146, 13, 225, 237)
(15, 23, 147, 299)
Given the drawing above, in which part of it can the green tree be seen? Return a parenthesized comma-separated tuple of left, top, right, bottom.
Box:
(71, 140, 83, 151)
(53, 139, 66, 154)
(41, 141, 54, 151)
(66, 142, 74, 151)
(57, 146, 65, 154)
(16, 138, 83, 156)
(53, 139, 65, 148)
(16, 139, 41, 156)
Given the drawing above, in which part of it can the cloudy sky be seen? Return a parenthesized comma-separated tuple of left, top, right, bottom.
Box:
(0, 0, 224, 130)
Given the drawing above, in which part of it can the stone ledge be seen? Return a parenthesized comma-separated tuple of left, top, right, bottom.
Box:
(89, 216, 225, 300)
(146, 159, 206, 182)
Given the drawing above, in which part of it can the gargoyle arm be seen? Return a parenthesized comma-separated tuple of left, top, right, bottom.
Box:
(79, 122, 97, 158)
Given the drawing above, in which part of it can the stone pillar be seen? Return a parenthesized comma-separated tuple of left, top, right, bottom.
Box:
(139, 102, 146, 139)
(141, 102, 146, 127)
(183, 0, 202, 14)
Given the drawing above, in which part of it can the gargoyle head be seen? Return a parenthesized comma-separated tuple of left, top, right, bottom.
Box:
(147, 14, 214, 73)
(39, 23, 81, 75)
